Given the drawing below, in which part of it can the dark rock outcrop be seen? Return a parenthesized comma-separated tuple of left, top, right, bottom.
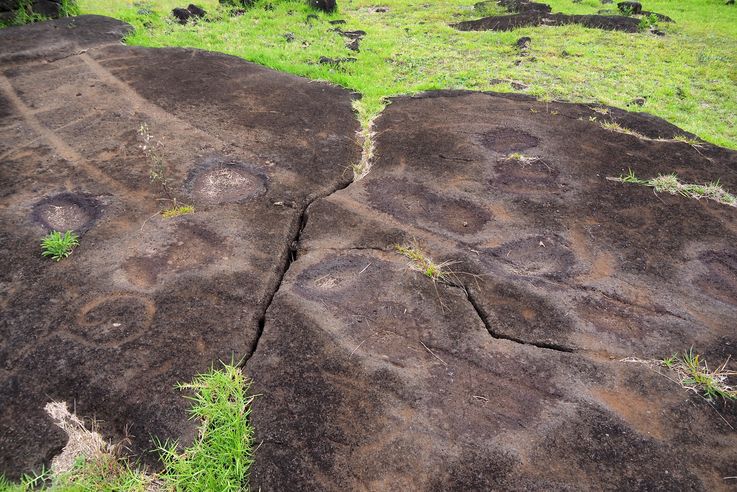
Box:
(0, 15, 359, 478)
(309, 0, 337, 13)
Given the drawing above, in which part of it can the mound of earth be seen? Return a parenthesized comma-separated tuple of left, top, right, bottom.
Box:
(2, 15, 737, 490)
(0, 15, 359, 477)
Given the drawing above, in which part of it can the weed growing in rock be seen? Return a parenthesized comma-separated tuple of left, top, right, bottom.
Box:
(395, 242, 453, 283)
(138, 123, 195, 218)
(600, 120, 648, 139)
(624, 349, 737, 401)
(609, 169, 737, 207)
(638, 13, 659, 31)
(41, 230, 79, 261)
(161, 204, 195, 219)
(675, 349, 737, 401)
(157, 364, 255, 491)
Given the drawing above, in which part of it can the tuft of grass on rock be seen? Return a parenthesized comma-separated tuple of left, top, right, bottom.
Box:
(600, 120, 648, 140)
(41, 230, 79, 261)
(662, 349, 737, 401)
(162, 204, 195, 219)
(395, 242, 454, 283)
(609, 168, 737, 207)
(157, 363, 255, 492)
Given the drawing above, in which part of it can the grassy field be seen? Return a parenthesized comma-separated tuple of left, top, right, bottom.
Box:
(74, 0, 737, 149)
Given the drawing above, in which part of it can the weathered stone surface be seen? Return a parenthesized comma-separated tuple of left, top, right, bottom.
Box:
(0, 15, 359, 478)
(2, 15, 737, 491)
(247, 91, 737, 489)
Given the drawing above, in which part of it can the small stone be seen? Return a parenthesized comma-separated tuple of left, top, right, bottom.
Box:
(516, 36, 531, 49)
(284, 32, 295, 42)
(631, 97, 646, 106)
(329, 19, 346, 24)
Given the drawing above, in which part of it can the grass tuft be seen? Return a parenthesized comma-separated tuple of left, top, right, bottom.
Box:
(662, 349, 737, 401)
(600, 120, 648, 140)
(162, 204, 195, 219)
(41, 230, 79, 261)
(609, 169, 737, 207)
(395, 242, 454, 283)
(157, 363, 255, 492)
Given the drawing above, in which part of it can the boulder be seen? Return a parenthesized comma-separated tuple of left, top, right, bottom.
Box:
(617, 1, 642, 14)
(308, 0, 337, 13)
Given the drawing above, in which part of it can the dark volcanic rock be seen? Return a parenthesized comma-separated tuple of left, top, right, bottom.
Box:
(3, 13, 737, 492)
(171, 7, 190, 24)
(499, 0, 552, 13)
(0, 15, 359, 478)
(187, 3, 206, 17)
(618, 0, 642, 14)
(318, 55, 357, 65)
(309, 0, 336, 13)
(247, 90, 737, 489)
(454, 11, 642, 32)
(516, 35, 531, 49)
(455, 0, 661, 32)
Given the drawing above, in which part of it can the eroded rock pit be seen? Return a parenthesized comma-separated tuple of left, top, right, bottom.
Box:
(2, 15, 737, 490)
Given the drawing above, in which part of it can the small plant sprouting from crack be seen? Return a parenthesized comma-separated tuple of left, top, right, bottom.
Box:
(351, 100, 380, 181)
(41, 230, 79, 261)
(138, 123, 195, 219)
(624, 349, 737, 402)
(608, 168, 737, 207)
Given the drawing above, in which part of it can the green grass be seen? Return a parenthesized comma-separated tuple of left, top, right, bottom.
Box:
(662, 349, 737, 401)
(0, 364, 255, 492)
(0, 0, 79, 27)
(157, 364, 255, 492)
(610, 168, 737, 206)
(41, 230, 80, 261)
(395, 242, 452, 282)
(161, 204, 195, 218)
(70, 0, 737, 149)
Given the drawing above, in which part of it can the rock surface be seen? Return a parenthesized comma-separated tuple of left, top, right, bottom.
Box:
(2, 15, 737, 491)
(0, 15, 358, 477)
(247, 91, 737, 489)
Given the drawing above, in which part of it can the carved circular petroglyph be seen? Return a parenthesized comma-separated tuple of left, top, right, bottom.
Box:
(190, 162, 267, 205)
(71, 293, 155, 345)
(481, 128, 540, 153)
(32, 193, 100, 232)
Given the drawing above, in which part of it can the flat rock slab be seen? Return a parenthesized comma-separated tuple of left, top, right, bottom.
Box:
(454, 12, 642, 32)
(247, 91, 737, 489)
(0, 16, 359, 477)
